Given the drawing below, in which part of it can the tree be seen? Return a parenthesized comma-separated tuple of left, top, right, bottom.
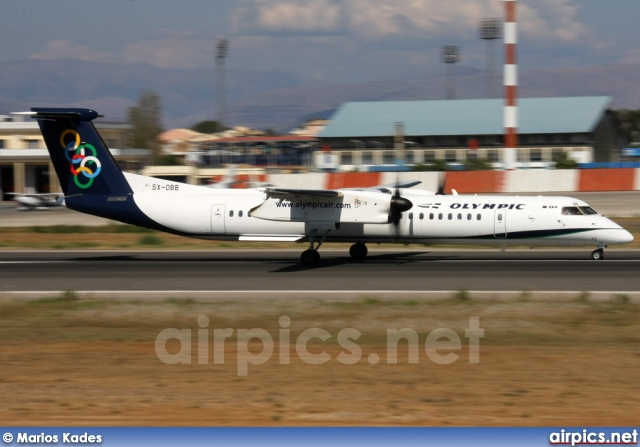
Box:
(463, 157, 493, 171)
(191, 120, 226, 134)
(552, 150, 578, 169)
(413, 159, 448, 171)
(155, 154, 182, 166)
(128, 91, 163, 156)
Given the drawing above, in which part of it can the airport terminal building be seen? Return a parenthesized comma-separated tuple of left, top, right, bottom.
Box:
(0, 96, 625, 195)
(316, 96, 621, 170)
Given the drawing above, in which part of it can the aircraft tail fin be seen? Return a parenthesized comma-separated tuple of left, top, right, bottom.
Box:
(28, 108, 133, 197)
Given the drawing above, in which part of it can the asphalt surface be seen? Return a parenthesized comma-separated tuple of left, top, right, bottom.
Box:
(1, 249, 638, 294)
(1, 192, 638, 298)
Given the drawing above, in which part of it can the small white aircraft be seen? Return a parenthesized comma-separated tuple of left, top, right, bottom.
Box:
(207, 165, 239, 189)
(207, 166, 275, 189)
(20, 108, 634, 265)
(9, 192, 63, 210)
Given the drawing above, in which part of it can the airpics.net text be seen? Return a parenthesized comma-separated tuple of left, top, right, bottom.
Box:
(155, 315, 484, 376)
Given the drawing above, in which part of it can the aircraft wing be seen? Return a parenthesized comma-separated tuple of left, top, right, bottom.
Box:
(342, 180, 422, 194)
(372, 180, 422, 190)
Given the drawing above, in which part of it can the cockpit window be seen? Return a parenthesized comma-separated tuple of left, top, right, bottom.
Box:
(562, 206, 599, 215)
(562, 207, 582, 215)
(579, 206, 598, 215)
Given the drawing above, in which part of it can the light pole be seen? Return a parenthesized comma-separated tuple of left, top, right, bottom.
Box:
(441, 46, 459, 100)
(215, 38, 229, 134)
(479, 18, 500, 98)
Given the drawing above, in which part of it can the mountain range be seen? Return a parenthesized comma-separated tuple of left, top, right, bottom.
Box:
(1, 59, 638, 132)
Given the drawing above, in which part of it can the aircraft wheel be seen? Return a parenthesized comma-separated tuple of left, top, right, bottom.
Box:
(301, 249, 320, 266)
(349, 243, 368, 259)
(591, 249, 604, 260)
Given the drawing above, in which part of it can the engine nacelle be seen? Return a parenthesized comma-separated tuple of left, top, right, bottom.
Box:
(250, 190, 393, 224)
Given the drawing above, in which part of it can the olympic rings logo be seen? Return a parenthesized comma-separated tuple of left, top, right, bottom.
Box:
(60, 129, 102, 189)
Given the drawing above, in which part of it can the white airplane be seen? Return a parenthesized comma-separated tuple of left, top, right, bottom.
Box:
(207, 165, 239, 188)
(19, 108, 634, 265)
(207, 166, 276, 189)
(9, 192, 63, 210)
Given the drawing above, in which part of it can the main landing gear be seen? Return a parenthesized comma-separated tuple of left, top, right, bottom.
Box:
(300, 229, 330, 267)
(299, 236, 368, 267)
(300, 249, 321, 266)
(349, 242, 368, 260)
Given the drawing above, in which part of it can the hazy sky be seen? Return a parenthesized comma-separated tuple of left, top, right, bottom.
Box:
(0, 0, 638, 83)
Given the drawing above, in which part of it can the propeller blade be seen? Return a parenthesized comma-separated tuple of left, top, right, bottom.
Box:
(436, 172, 447, 195)
(388, 169, 413, 238)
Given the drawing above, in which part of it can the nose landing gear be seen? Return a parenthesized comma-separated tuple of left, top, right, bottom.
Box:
(590, 246, 605, 260)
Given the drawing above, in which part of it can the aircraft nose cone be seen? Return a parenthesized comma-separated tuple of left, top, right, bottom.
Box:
(609, 229, 634, 245)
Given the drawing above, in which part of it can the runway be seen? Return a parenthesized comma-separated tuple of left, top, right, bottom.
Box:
(1, 249, 638, 296)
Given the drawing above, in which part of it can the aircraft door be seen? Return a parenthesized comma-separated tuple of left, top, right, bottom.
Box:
(494, 209, 507, 238)
(211, 204, 226, 234)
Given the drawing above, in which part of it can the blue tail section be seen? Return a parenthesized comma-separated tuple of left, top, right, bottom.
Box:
(31, 108, 163, 229)
(32, 108, 132, 197)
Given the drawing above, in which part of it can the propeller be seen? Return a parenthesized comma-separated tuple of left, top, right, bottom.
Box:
(436, 172, 447, 195)
(388, 172, 413, 235)
(389, 193, 412, 225)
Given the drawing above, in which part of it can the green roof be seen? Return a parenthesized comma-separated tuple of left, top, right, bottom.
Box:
(319, 96, 611, 138)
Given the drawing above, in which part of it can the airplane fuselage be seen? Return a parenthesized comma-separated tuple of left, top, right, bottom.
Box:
(67, 172, 632, 250)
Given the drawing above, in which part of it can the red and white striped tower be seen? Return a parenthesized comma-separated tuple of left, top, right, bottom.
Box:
(503, 0, 517, 169)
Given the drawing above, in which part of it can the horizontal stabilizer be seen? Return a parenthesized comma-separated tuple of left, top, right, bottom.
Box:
(15, 108, 102, 120)
(344, 180, 422, 194)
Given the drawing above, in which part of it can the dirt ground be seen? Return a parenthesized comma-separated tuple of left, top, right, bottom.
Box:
(1, 296, 639, 426)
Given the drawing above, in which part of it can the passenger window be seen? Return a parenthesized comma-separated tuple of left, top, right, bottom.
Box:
(438, 213, 443, 220)
(477, 213, 481, 220)
(467, 213, 472, 220)
(497, 213, 502, 221)
(409, 213, 413, 220)
(419, 213, 424, 220)
(430, 213, 434, 220)
(239, 210, 243, 218)
(448, 213, 452, 220)
(229, 210, 234, 217)
(457, 213, 462, 220)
